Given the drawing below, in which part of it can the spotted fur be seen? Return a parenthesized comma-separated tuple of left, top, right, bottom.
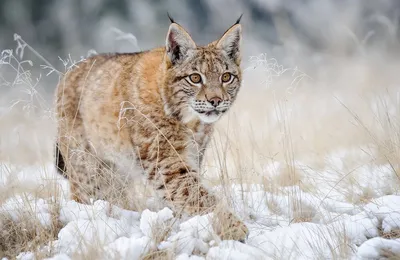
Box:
(55, 19, 247, 240)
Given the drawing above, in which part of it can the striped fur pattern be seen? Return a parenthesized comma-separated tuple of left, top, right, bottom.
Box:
(55, 19, 247, 240)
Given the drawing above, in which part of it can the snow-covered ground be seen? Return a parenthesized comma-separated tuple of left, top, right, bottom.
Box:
(1, 158, 399, 260)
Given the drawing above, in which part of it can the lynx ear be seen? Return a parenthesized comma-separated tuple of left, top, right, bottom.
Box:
(166, 23, 196, 64)
(216, 21, 242, 65)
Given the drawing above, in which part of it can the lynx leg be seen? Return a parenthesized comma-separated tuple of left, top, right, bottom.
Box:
(138, 130, 248, 241)
(67, 144, 131, 208)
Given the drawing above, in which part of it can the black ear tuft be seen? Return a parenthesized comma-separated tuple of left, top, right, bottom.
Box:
(235, 14, 243, 25)
(167, 12, 175, 24)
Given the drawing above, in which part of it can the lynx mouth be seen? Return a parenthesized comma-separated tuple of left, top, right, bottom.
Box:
(197, 110, 221, 116)
(196, 109, 220, 116)
(206, 110, 219, 116)
(193, 108, 227, 123)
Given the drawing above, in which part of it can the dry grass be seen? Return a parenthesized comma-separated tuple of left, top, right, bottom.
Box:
(0, 197, 63, 258)
(204, 54, 400, 200)
(141, 249, 174, 260)
(382, 230, 400, 240)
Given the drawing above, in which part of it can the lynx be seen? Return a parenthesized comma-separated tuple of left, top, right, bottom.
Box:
(55, 16, 247, 241)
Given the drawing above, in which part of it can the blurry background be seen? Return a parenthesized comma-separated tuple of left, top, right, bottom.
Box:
(1, 0, 400, 175)
(1, 0, 400, 67)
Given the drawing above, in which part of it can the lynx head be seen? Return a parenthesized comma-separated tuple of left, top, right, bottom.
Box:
(162, 16, 243, 124)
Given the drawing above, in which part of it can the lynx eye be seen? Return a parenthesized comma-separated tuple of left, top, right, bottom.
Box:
(221, 72, 232, 83)
(188, 73, 202, 84)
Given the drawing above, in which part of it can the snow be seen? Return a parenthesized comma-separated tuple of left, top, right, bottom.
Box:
(6, 193, 400, 259)
(105, 236, 151, 259)
(160, 214, 216, 255)
(0, 195, 52, 227)
(140, 207, 174, 238)
(16, 252, 35, 260)
(1, 157, 400, 259)
(383, 213, 400, 233)
(44, 254, 71, 260)
(356, 238, 400, 259)
(207, 241, 266, 260)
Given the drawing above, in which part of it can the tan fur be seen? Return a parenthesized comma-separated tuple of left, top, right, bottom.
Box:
(55, 20, 247, 240)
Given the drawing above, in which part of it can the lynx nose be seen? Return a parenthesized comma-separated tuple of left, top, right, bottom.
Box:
(208, 97, 222, 107)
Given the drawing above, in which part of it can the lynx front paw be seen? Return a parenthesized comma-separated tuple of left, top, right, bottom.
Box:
(212, 211, 249, 242)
